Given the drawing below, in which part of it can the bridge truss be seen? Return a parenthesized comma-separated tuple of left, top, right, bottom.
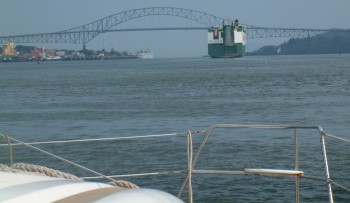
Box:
(245, 26, 332, 39)
(0, 7, 223, 46)
(0, 7, 347, 46)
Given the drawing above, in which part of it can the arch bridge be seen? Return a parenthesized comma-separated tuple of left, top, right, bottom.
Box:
(0, 7, 346, 46)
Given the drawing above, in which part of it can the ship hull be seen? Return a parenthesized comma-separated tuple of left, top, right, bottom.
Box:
(208, 44, 245, 58)
(1, 56, 20, 62)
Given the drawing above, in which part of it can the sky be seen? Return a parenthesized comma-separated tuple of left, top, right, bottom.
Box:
(2, 0, 350, 57)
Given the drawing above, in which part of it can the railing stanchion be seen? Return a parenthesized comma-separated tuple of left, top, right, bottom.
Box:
(294, 128, 300, 203)
(187, 131, 193, 203)
(319, 127, 334, 203)
(295, 175, 300, 203)
(294, 128, 299, 171)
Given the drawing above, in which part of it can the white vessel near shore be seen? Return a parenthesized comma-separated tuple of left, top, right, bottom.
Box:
(136, 49, 154, 59)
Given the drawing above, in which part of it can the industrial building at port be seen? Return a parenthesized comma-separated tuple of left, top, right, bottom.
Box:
(0, 41, 138, 62)
(1, 41, 66, 61)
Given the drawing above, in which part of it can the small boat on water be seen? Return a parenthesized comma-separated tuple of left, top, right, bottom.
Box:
(0, 124, 349, 202)
(136, 49, 154, 59)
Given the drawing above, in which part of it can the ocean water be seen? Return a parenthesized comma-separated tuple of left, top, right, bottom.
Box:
(0, 55, 349, 202)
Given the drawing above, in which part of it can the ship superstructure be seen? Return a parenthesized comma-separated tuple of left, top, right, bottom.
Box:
(2, 40, 17, 56)
(1, 40, 20, 62)
(208, 19, 246, 58)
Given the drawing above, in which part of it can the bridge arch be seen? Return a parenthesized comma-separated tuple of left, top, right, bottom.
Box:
(62, 7, 224, 45)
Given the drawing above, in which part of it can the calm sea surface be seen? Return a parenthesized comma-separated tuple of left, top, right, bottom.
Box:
(1, 55, 350, 202)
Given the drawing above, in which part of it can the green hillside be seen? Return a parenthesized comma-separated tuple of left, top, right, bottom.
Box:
(248, 30, 350, 55)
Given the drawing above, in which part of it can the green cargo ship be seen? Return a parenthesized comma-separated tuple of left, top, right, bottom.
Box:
(208, 19, 246, 58)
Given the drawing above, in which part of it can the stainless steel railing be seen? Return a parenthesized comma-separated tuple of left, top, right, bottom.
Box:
(178, 125, 333, 203)
(2, 124, 348, 202)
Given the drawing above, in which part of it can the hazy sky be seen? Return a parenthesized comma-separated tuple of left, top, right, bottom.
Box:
(2, 0, 350, 57)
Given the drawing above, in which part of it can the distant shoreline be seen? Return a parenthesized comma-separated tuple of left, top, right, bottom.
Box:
(247, 30, 350, 56)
